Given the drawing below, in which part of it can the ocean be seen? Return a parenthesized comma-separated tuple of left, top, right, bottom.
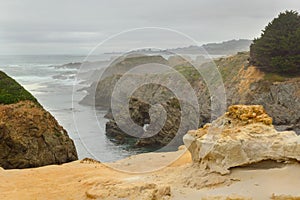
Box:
(0, 53, 224, 162)
(0, 54, 139, 162)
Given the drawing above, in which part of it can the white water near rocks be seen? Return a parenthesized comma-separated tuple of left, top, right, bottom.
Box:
(0, 54, 223, 162)
(0, 54, 136, 162)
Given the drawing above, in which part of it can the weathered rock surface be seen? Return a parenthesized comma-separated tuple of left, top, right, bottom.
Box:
(184, 105, 300, 175)
(224, 61, 300, 134)
(0, 101, 78, 169)
(81, 52, 300, 149)
(106, 97, 198, 148)
(79, 55, 169, 107)
(105, 97, 151, 144)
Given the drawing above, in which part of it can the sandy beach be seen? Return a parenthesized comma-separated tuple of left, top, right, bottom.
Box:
(1, 148, 300, 200)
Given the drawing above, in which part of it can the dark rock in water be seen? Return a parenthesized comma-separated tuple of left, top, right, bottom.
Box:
(106, 97, 199, 149)
(105, 97, 151, 145)
(0, 101, 78, 169)
(52, 71, 76, 80)
(54, 62, 82, 69)
(80, 75, 122, 107)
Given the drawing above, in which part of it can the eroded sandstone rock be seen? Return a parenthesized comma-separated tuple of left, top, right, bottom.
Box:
(183, 105, 300, 175)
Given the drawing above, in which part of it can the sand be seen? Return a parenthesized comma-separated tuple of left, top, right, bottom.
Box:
(1, 149, 300, 200)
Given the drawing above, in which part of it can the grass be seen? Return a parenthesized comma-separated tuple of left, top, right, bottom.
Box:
(216, 52, 250, 81)
(263, 73, 288, 82)
(0, 71, 38, 105)
(174, 65, 201, 84)
(174, 52, 250, 86)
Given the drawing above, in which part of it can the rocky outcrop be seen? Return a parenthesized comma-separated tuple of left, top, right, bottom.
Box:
(223, 56, 300, 133)
(250, 80, 300, 133)
(0, 71, 77, 169)
(81, 52, 300, 149)
(106, 97, 198, 149)
(80, 74, 122, 107)
(0, 101, 78, 169)
(184, 105, 300, 175)
(105, 97, 151, 144)
(189, 52, 300, 134)
(79, 55, 168, 107)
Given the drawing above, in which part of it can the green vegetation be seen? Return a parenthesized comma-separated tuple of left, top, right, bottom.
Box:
(217, 52, 249, 81)
(174, 65, 201, 84)
(263, 73, 287, 82)
(107, 55, 168, 75)
(0, 71, 38, 105)
(250, 10, 300, 76)
(172, 52, 249, 85)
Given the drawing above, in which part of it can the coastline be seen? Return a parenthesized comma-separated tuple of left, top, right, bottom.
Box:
(0, 56, 148, 161)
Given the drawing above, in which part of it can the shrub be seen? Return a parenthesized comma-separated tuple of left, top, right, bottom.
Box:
(0, 71, 38, 105)
(250, 10, 300, 76)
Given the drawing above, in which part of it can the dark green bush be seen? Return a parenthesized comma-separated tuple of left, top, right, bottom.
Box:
(250, 10, 300, 76)
(0, 71, 38, 105)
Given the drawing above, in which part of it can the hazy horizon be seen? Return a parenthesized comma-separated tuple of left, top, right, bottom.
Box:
(0, 38, 251, 56)
(0, 0, 299, 55)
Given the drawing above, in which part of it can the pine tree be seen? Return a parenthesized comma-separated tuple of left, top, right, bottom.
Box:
(250, 10, 300, 75)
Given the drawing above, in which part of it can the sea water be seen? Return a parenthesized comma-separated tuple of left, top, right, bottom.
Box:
(0, 53, 220, 162)
(0, 54, 137, 162)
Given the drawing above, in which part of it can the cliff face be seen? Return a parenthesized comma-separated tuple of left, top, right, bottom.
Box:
(233, 79, 300, 132)
(221, 54, 300, 133)
(194, 52, 300, 134)
(79, 55, 169, 107)
(0, 71, 77, 169)
(81, 52, 300, 148)
(184, 105, 300, 175)
(106, 97, 198, 149)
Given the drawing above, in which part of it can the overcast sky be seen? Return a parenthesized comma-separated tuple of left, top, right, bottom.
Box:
(0, 0, 299, 55)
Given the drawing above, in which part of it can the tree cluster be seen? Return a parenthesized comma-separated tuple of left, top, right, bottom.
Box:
(250, 10, 300, 75)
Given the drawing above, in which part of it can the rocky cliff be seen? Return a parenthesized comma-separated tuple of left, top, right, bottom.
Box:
(81, 52, 300, 149)
(79, 54, 169, 107)
(0, 71, 77, 169)
(216, 53, 299, 134)
(106, 97, 198, 149)
(184, 105, 300, 175)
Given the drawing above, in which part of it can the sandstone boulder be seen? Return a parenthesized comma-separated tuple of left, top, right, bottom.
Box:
(183, 105, 300, 175)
